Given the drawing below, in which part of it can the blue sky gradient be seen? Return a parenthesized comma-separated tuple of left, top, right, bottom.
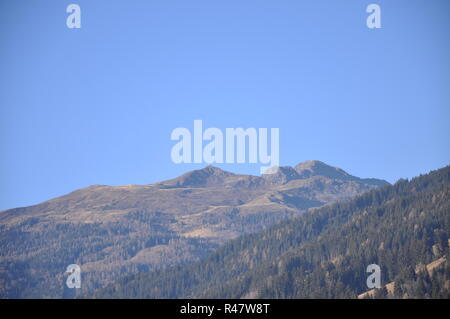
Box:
(1, 0, 449, 209)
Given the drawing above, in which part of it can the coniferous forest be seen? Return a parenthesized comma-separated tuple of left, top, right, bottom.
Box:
(92, 165, 450, 299)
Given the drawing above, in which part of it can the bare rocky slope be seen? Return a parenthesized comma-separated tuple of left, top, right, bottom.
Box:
(0, 160, 388, 298)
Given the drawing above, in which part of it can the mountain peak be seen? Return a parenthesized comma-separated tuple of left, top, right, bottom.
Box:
(262, 166, 300, 185)
(160, 165, 235, 188)
(294, 160, 389, 186)
(202, 165, 230, 174)
(294, 160, 352, 180)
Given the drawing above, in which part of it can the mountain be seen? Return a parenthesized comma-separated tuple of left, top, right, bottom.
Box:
(294, 160, 387, 187)
(92, 165, 450, 299)
(0, 161, 388, 298)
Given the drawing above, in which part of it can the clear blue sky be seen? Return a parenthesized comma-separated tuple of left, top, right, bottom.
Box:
(1, 0, 449, 210)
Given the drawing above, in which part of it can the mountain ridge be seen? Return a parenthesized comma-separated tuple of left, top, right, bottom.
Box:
(92, 165, 450, 299)
(0, 160, 389, 298)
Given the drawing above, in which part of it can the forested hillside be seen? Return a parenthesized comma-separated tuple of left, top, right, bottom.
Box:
(0, 161, 386, 298)
(93, 165, 450, 298)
